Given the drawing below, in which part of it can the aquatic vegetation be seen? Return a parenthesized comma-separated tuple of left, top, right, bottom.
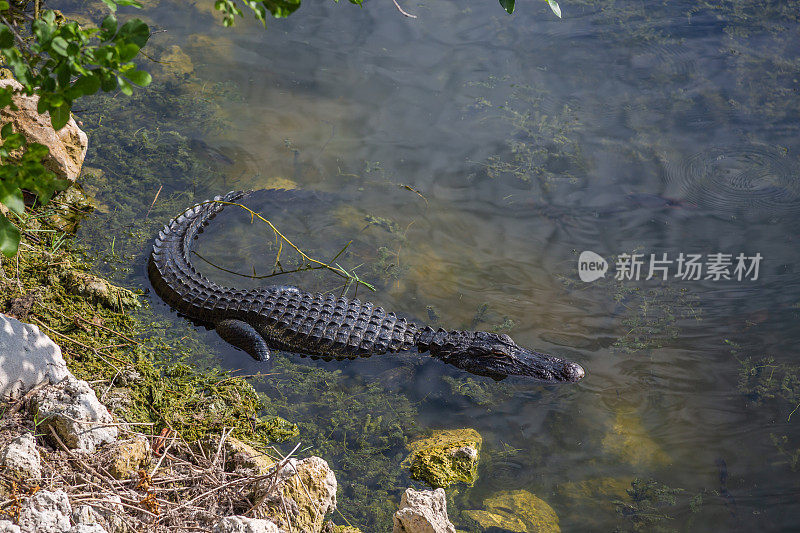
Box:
(770, 434, 800, 472)
(468, 82, 586, 193)
(733, 344, 800, 472)
(76, 79, 233, 281)
(560, 262, 702, 354)
(612, 284, 701, 353)
(442, 375, 511, 406)
(403, 428, 482, 488)
(463, 489, 560, 533)
(735, 352, 800, 409)
(612, 478, 684, 531)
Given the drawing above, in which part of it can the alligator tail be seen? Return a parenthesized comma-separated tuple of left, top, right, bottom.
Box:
(148, 191, 250, 320)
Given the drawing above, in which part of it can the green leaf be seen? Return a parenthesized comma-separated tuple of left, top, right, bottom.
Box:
(263, 0, 302, 18)
(0, 214, 20, 258)
(50, 36, 69, 56)
(73, 73, 101, 96)
(0, 123, 11, 138)
(56, 62, 71, 87)
(0, 184, 24, 215)
(3, 133, 23, 151)
(126, 69, 151, 86)
(499, 0, 514, 14)
(118, 19, 149, 48)
(547, 0, 561, 18)
(25, 142, 50, 160)
(0, 87, 12, 109)
(100, 15, 118, 40)
(100, 0, 118, 12)
(0, 1, 10, 10)
(0, 24, 13, 49)
(50, 104, 70, 131)
(117, 77, 133, 96)
(118, 42, 140, 61)
(100, 71, 117, 91)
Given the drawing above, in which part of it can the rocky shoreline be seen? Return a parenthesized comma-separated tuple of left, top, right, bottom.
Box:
(0, 310, 471, 533)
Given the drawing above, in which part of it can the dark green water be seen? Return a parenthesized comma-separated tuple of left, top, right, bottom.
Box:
(65, 0, 800, 530)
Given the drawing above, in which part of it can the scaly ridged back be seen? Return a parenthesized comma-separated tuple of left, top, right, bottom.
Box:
(148, 191, 420, 357)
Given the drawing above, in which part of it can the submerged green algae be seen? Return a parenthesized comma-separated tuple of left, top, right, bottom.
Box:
(463, 489, 560, 533)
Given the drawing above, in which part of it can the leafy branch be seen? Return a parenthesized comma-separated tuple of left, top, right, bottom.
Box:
(0, 0, 152, 257)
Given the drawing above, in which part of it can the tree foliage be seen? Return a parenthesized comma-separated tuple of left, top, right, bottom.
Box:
(0, 0, 152, 257)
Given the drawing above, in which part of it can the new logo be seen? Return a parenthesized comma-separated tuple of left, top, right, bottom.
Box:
(578, 251, 608, 282)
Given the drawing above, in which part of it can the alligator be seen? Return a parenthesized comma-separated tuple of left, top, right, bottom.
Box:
(148, 190, 585, 382)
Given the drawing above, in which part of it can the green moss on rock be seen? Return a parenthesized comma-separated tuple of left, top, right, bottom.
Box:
(463, 490, 560, 533)
(57, 265, 141, 310)
(259, 415, 299, 442)
(404, 428, 482, 489)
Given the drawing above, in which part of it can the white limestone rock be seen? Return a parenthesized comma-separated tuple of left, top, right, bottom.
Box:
(0, 520, 20, 533)
(72, 493, 125, 533)
(0, 433, 41, 481)
(32, 375, 118, 453)
(18, 489, 72, 533)
(393, 488, 456, 533)
(0, 313, 72, 400)
(213, 516, 281, 533)
(67, 525, 108, 533)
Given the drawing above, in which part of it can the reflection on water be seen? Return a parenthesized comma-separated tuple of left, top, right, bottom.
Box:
(67, 0, 800, 529)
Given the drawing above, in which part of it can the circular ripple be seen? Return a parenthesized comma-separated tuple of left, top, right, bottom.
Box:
(482, 457, 526, 486)
(664, 146, 800, 216)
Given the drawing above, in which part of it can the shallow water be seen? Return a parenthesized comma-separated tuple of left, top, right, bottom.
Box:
(67, 0, 800, 530)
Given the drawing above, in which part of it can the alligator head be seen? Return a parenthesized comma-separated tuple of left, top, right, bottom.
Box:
(428, 330, 585, 382)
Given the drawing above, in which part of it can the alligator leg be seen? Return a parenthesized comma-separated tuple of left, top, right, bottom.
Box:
(215, 319, 271, 361)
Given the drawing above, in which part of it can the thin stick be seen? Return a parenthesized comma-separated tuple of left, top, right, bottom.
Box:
(196, 200, 375, 292)
(4, 379, 49, 417)
(144, 185, 163, 221)
(30, 316, 128, 367)
(391, 0, 417, 18)
(70, 311, 141, 345)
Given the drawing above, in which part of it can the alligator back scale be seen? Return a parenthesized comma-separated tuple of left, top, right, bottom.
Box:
(148, 190, 585, 382)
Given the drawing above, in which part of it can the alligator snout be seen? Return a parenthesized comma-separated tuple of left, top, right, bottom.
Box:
(562, 361, 585, 382)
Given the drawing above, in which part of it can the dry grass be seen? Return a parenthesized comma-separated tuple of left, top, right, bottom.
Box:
(0, 395, 308, 532)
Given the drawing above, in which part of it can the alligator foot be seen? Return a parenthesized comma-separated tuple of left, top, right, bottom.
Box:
(215, 319, 271, 361)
